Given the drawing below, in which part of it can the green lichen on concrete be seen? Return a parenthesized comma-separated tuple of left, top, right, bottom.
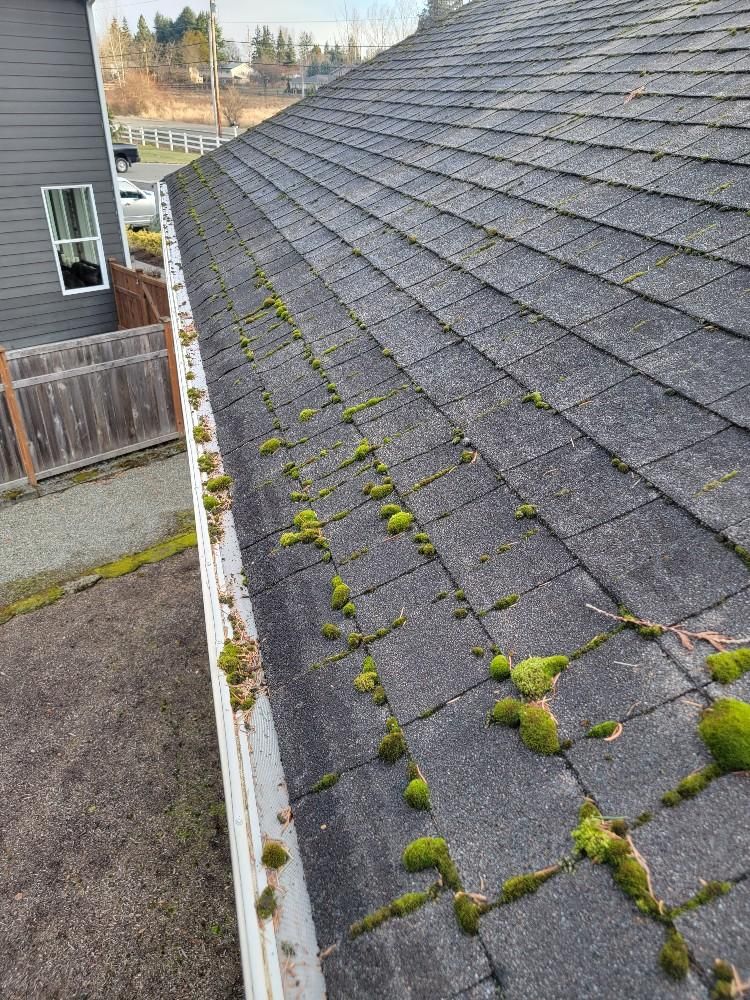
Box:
(698, 699, 750, 772)
(261, 841, 289, 869)
(378, 718, 407, 763)
(660, 928, 689, 980)
(511, 655, 568, 699)
(403, 778, 430, 810)
(518, 705, 559, 755)
(388, 511, 414, 535)
(493, 594, 519, 612)
(661, 764, 722, 807)
(706, 648, 750, 684)
(586, 721, 619, 739)
(311, 772, 339, 793)
(94, 530, 197, 579)
(402, 837, 461, 891)
(514, 503, 537, 519)
(521, 391, 552, 410)
(259, 437, 283, 456)
(256, 886, 277, 920)
(489, 654, 511, 680)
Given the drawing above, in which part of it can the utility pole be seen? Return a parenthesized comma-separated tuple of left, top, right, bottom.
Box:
(208, 0, 222, 139)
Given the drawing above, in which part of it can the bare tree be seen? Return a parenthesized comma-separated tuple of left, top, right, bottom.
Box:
(221, 85, 246, 127)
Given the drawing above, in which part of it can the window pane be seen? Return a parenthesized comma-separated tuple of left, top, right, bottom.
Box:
(45, 187, 98, 241)
(56, 239, 103, 290)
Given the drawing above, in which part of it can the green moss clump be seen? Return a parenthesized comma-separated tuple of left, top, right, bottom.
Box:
(661, 763, 721, 806)
(511, 654, 568, 699)
(197, 452, 217, 473)
(369, 483, 393, 500)
(402, 837, 460, 890)
(388, 511, 414, 535)
(453, 892, 481, 935)
(490, 697, 521, 727)
(321, 623, 342, 640)
(521, 390, 552, 410)
(349, 889, 432, 937)
(354, 672, 377, 692)
(612, 856, 651, 901)
(331, 581, 351, 610)
(618, 605, 664, 639)
(379, 719, 406, 763)
(259, 437, 282, 456)
(493, 594, 519, 611)
(472, 646, 485, 658)
(502, 868, 557, 903)
(256, 886, 277, 920)
(403, 778, 430, 810)
(489, 654, 511, 680)
(698, 699, 750, 772)
(342, 601, 356, 618)
(611, 456, 630, 473)
(193, 423, 211, 443)
(518, 705, 559, 755)
(453, 607, 468, 619)
(712, 960, 735, 999)
(353, 441, 374, 461)
(379, 503, 401, 518)
(514, 503, 537, 519)
(203, 494, 220, 512)
(311, 772, 339, 792)
(299, 408, 317, 422)
(205, 474, 232, 493)
(94, 530, 197, 579)
(261, 841, 289, 869)
(706, 648, 750, 685)
(660, 928, 689, 980)
(586, 721, 619, 739)
(372, 685, 387, 706)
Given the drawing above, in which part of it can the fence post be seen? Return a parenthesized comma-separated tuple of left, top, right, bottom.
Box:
(0, 348, 38, 487)
(162, 319, 185, 435)
(184, 132, 189, 153)
(155, 129, 160, 148)
(199, 135, 205, 155)
(169, 129, 174, 150)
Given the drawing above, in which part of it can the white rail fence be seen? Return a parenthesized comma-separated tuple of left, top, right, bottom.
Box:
(117, 123, 238, 155)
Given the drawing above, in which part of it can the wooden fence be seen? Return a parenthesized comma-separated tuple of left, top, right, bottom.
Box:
(0, 264, 183, 489)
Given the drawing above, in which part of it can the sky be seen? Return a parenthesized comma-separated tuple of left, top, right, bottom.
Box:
(94, 0, 421, 50)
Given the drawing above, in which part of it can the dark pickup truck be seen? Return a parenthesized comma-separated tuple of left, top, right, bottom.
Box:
(113, 143, 140, 173)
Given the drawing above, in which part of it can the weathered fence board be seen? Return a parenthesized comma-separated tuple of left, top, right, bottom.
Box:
(0, 324, 181, 487)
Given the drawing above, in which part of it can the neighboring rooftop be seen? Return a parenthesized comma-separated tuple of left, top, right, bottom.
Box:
(167, 0, 750, 995)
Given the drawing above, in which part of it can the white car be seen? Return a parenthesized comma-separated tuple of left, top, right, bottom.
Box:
(118, 178, 157, 229)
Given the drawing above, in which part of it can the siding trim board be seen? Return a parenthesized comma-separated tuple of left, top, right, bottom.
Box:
(0, 0, 128, 348)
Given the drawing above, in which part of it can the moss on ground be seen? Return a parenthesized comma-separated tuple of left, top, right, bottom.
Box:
(94, 530, 197, 578)
(0, 584, 66, 626)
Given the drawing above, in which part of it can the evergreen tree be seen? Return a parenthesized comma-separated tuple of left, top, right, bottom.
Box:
(418, 0, 464, 28)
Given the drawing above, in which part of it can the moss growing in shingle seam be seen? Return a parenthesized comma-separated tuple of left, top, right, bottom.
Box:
(661, 763, 722, 807)
(299, 408, 317, 422)
(618, 605, 664, 639)
(514, 503, 537, 519)
(411, 466, 454, 491)
(331, 580, 351, 610)
(378, 718, 407, 763)
(349, 889, 434, 937)
(518, 705, 560, 755)
(502, 867, 558, 903)
(522, 391, 552, 410)
(611, 456, 631, 473)
(706, 648, 750, 684)
(259, 437, 283, 456)
(453, 892, 481, 935)
(490, 697, 522, 727)
(342, 389, 399, 422)
(321, 623, 342, 640)
(493, 594, 519, 612)
(369, 483, 393, 500)
(403, 778, 430, 810)
(402, 837, 461, 891)
(660, 928, 689, 980)
(311, 772, 339, 793)
(712, 959, 736, 999)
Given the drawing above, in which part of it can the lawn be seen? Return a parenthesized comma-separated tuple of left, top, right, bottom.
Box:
(137, 145, 198, 165)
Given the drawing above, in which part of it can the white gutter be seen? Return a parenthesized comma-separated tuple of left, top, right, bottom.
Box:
(159, 183, 325, 1000)
(86, 0, 132, 267)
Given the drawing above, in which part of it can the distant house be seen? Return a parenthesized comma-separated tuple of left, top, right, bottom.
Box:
(218, 62, 256, 84)
(0, 0, 129, 350)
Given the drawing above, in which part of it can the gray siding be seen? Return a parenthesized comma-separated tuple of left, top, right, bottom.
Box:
(0, 0, 125, 349)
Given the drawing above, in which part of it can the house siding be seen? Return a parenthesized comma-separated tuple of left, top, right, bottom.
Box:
(0, 0, 126, 349)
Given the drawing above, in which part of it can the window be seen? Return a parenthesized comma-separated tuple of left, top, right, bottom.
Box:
(42, 185, 108, 295)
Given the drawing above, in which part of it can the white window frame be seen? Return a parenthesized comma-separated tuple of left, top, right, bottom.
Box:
(41, 184, 109, 296)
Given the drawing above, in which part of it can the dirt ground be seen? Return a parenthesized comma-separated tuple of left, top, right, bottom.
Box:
(0, 550, 242, 1000)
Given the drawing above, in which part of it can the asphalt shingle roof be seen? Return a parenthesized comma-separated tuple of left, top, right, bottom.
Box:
(168, 0, 750, 994)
